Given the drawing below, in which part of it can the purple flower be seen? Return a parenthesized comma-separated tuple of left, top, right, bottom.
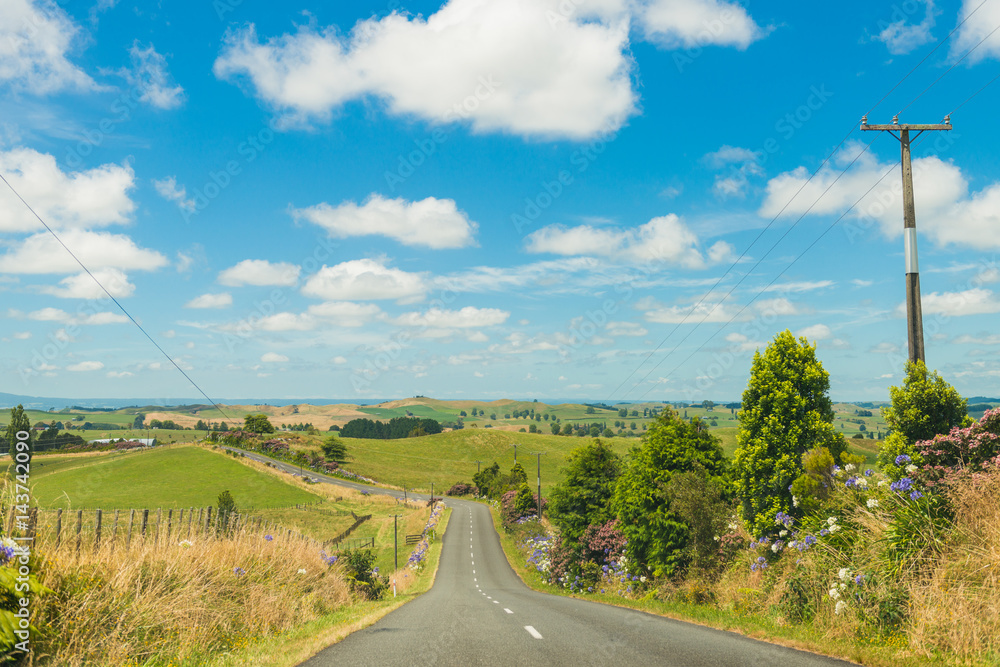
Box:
(910, 490, 923, 501)
(894, 454, 911, 466)
(264, 535, 273, 541)
(233, 567, 246, 576)
(864, 468, 874, 477)
(819, 528, 829, 537)
(854, 574, 865, 585)
(890, 477, 914, 494)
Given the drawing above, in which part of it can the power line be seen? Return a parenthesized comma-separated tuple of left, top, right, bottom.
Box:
(0, 172, 233, 422)
(604, 127, 859, 402)
(865, 0, 991, 118)
(636, 158, 903, 402)
(620, 135, 880, 399)
(897, 18, 1000, 117)
(950, 69, 1000, 115)
(607, 7, 990, 403)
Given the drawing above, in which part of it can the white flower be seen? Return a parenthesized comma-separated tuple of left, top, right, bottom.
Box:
(297, 568, 307, 575)
(828, 587, 841, 600)
(0, 538, 16, 549)
(713, 535, 720, 541)
(877, 480, 887, 487)
(771, 543, 781, 553)
(826, 517, 838, 526)
(866, 498, 879, 509)
(906, 464, 918, 474)
(845, 464, 856, 473)
(838, 568, 851, 581)
(178, 540, 193, 548)
(835, 600, 848, 615)
(640, 576, 647, 583)
(855, 477, 868, 489)
(829, 524, 841, 533)
(727, 522, 739, 531)
(792, 495, 799, 507)
(839, 582, 847, 590)
(779, 530, 788, 538)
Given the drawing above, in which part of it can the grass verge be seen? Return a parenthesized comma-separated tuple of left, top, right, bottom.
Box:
(487, 505, 980, 667)
(201, 505, 452, 667)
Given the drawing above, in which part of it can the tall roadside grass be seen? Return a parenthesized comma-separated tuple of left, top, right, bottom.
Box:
(907, 469, 1000, 660)
(30, 524, 350, 666)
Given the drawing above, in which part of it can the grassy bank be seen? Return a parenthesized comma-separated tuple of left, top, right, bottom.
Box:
(490, 504, 994, 667)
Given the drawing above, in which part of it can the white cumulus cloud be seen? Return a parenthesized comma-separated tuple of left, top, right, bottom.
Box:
(40, 268, 134, 299)
(153, 176, 196, 212)
(0, 148, 135, 232)
(218, 259, 300, 287)
(637, 0, 766, 49)
(214, 0, 637, 139)
(526, 215, 729, 268)
(760, 144, 1000, 250)
(0, 230, 167, 274)
(261, 352, 288, 363)
(185, 292, 232, 309)
(302, 258, 426, 302)
(293, 195, 477, 249)
(0, 0, 97, 93)
(392, 306, 509, 329)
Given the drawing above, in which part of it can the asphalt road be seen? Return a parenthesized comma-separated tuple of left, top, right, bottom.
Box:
(227, 448, 856, 666)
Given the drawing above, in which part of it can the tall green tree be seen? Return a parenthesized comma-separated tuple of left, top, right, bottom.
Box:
(548, 440, 622, 547)
(878, 360, 970, 479)
(733, 330, 845, 537)
(243, 413, 275, 434)
(6, 405, 32, 468)
(321, 435, 347, 462)
(612, 409, 727, 577)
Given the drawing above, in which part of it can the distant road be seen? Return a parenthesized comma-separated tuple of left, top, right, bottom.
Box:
(227, 448, 856, 666)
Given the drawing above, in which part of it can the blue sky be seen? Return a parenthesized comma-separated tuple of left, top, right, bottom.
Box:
(2, 0, 999, 402)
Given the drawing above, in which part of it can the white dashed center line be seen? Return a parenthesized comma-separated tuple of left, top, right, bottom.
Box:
(525, 626, 543, 639)
(504, 608, 513, 614)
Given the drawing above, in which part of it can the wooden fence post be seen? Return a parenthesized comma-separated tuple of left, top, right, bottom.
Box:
(55, 508, 62, 549)
(155, 509, 161, 547)
(27, 508, 37, 541)
(112, 510, 119, 552)
(205, 507, 213, 535)
(187, 507, 193, 539)
(95, 509, 102, 550)
(127, 509, 135, 548)
(167, 509, 173, 541)
(141, 509, 149, 538)
(198, 508, 205, 535)
(75, 510, 82, 554)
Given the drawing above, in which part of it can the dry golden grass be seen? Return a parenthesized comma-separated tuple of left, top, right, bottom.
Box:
(907, 469, 1000, 661)
(31, 527, 351, 666)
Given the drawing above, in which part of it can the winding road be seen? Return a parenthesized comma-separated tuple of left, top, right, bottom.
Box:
(227, 448, 856, 666)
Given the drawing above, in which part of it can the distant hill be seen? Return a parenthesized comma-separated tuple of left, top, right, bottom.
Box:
(0, 392, 388, 411)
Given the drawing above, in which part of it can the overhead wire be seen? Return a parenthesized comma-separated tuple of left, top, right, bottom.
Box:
(0, 172, 233, 421)
(607, 6, 991, 403)
(614, 6, 1000, 400)
(621, 134, 880, 398)
(636, 156, 903, 402)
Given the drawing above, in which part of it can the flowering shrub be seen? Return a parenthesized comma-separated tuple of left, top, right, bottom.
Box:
(446, 483, 476, 496)
(915, 408, 1000, 485)
(580, 519, 626, 565)
(407, 502, 444, 570)
(500, 486, 546, 530)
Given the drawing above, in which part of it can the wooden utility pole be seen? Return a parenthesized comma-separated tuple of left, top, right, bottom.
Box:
(861, 115, 952, 363)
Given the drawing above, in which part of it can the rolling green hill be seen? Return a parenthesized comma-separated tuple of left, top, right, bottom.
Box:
(13, 445, 322, 510)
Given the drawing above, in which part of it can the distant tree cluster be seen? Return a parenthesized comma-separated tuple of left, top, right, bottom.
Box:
(280, 422, 315, 431)
(149, 419, 184, 430)
(340, 417, 442, 439)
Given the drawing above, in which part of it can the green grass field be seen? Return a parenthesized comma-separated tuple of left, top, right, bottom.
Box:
(15, 445, 323, 510)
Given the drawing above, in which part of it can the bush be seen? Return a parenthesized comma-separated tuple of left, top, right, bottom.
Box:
(446, 483, 475, 496)
(915, 407, 1000, 486)
(500, 486, 546, 530)
(340, 549, 389, 601)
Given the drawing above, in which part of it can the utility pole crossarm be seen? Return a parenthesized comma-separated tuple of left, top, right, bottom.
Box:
(860, 123, 951, 131)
